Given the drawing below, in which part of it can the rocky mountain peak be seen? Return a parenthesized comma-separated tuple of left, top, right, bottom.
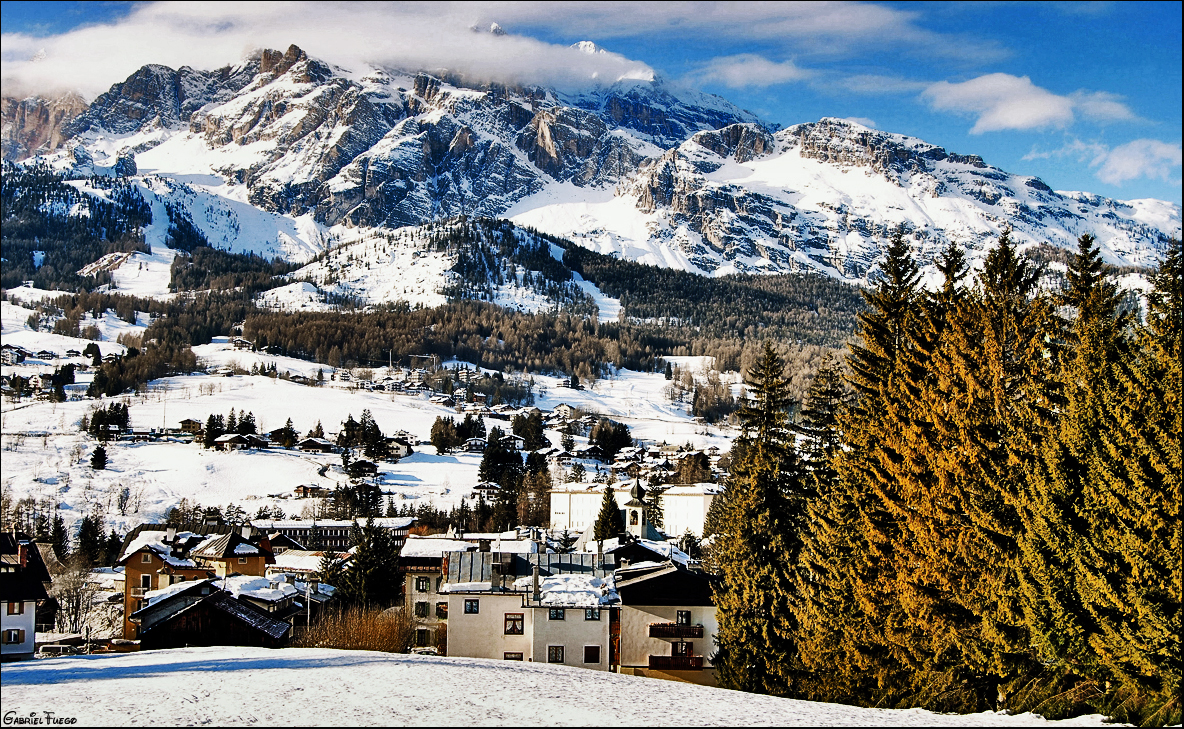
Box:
(690, 123, 775, 163)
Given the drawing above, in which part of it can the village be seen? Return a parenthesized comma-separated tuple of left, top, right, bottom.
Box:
(2, 334, 729, 686)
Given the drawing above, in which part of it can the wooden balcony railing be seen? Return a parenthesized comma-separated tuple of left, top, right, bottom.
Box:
(648, 623, 704, 639)
(129, 587, 148, 598)
(648, 655, 704, 670)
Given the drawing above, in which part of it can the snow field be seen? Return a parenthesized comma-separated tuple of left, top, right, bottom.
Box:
(0, 646, 1116, 727)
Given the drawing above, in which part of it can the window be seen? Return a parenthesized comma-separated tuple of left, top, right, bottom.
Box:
(504, 613, 524, 635)
(672, 641, 694, 657)
(238, 557, 248, 564)
(548, 608, 565, 621)
(2, 629, 24, 644)
(464, 599, 480, 614)
(584, 608, 600, 621)
(630, 510, 638, 525)
(415, 576, 431, 592)
(584, 645, 601, 664)
(547, 645, 565, 664)
(141, 553, 152, 563)
(436, 576, 443, 592)
(140, 574, 152, 590)
(503, 652, 523, 661)
(415, 629, 432, 647)
(436, 602, 448, 619)
(414, 601, 429, 618)
(6, 601, 24, 616)
(676, 610, 691, 626)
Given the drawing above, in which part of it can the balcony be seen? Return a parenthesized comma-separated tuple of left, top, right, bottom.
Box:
(648, 655, 704, 670)
(648, 623, 704, 639)
(130, 587, 148, 598)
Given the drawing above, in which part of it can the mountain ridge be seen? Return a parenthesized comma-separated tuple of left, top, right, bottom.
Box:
(1, 44, 1178, 292)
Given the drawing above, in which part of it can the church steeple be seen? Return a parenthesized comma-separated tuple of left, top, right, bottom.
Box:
(624, 478, 648, 538)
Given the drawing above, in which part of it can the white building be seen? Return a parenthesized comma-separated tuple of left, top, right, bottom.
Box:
(549, 482, 718, 537)
(1, 536, 51, 662)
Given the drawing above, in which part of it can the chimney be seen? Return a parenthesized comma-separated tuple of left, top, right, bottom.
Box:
(310, 577, 320, 594)
(478, 539, 490, 552)
(18, 543, 27, 569)
(241, 524, 253, 540)
(285, 573, 296, 585)
(165, 526, 177, 544)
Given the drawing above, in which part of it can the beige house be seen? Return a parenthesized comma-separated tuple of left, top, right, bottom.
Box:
(442, 551, 618, 669)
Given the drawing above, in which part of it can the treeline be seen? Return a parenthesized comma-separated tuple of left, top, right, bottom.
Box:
(712, 230, 1181, 725)
(242, 301, 669, 376)
(551, 227, 864, 346)
(1, 163, 150, 290)
(169, 245, 300, 294)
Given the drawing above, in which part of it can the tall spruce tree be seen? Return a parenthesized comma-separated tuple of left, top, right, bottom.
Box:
(593, 486, 624, 542)
(714, 341, 808, 696)
(1015, 234, 1123, 689)
(805, 227, 921, 703)
(907, 230, 1055, 707)
(1070, 243, 1181, 724)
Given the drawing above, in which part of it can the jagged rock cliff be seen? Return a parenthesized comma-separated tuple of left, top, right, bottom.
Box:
(3, 47, 1178, 285)
(1, 93, 88, 161)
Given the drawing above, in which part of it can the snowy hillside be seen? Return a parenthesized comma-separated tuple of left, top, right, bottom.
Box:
(0, 646, 1115, 726)
(511, 119, 1181, 282)
(2, 281, 733, 536)
(258, 218, 614, 318)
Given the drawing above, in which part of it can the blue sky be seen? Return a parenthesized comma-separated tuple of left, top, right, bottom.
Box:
(2, 1, 1180, 204)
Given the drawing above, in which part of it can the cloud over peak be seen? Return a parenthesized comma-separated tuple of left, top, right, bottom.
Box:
(0, 2, 656, 99)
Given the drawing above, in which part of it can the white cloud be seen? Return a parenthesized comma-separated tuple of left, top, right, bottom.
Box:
(480, 2, 1006, 62)
(922, 73, 1075, 133)
(1023, 137, 1181, 186)
(922, 73, 1138, 134)
(1094, 139, 1182, 185)
(693, 54, 812, 88)
(1070, 90, 1137, 123)
(0, 2, 656, 99)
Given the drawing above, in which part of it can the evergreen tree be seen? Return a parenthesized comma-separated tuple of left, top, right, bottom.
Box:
(802, 228, 921, 704)
(645, 483, 665, 531)
(103, 529, 122, 566)
(592, 486, 625, 542)
(1014, 234, 1123, 687)
(237, 411, 257, 435)
(276, 418, 298, 449)
(226, 409, 238, 434)
(317, 550, 347, 591)
(90, 445, 107, 470)
(338, 518, 401, 608)
(714, 341, 808, 696)
(1068, 243, 1181, 723)
(50, 514, 69, 560)
(203, 414, 225, 448)
(308, 421, 325, 439)
(75, 514, 104, 566)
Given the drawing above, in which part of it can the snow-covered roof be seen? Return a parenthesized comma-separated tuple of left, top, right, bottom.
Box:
(142, 579, 211, 607)
(510, 573, 618, 607)
(660, 483, 721, 496)
(400, 537, 476, 559)
(440, 581, 493, 593)
(118, 531, 201, 568)
(584, 537, 691, 566)
(253, 518, 415, 530)
(222, 575, 298, 603)
(271, 550, 348, 573)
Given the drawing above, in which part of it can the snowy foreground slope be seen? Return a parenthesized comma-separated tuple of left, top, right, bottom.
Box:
(0, 646, 1115, 727)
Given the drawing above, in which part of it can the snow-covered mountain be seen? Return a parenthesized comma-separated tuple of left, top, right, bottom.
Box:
(2, 44, 1179, 291)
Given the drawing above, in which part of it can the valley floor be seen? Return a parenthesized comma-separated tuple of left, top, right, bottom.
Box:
(0, 646, 1117, 727)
